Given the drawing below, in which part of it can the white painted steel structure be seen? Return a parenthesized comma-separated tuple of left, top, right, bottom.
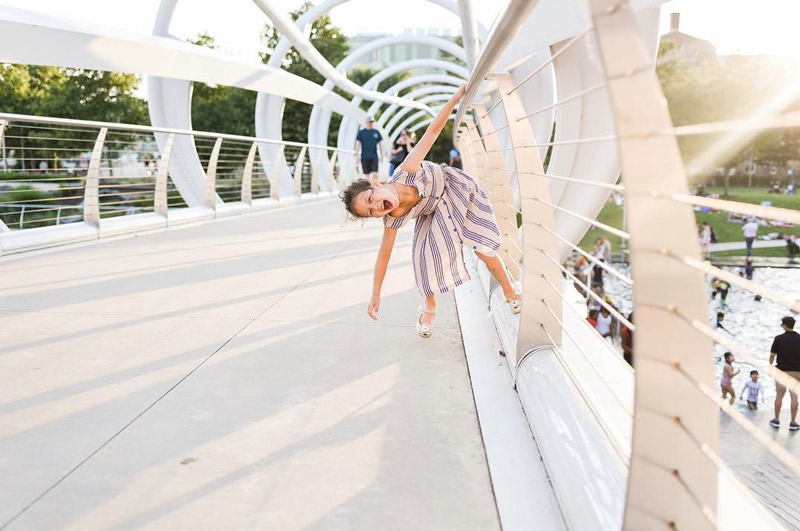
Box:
(1, 1, 798, 530)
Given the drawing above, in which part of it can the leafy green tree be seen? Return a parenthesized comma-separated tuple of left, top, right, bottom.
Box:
(657, 42, 800, 181)
(0, 64, 147, 168)
(260, 1, 349, 145)
(188, 33, 257, 137)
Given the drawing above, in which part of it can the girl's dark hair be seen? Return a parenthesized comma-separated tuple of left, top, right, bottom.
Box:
(724, 352, 733, 361)
(339, 179, 373, 218)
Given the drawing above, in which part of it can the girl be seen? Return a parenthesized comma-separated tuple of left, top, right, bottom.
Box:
(340, 85, 521, 338)
(720, 352, 739, 405)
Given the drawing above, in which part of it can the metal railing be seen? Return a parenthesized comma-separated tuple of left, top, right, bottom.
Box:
(454, 0, 796, 529)
(0, 113, 355, 241)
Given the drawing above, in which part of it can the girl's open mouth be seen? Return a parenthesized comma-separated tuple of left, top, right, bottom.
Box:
(382, 200, 392, 211)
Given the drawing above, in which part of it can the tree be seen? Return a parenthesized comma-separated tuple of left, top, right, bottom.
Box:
(188, 33, 256, 137)
(657, 42, 800, 182)
(260, 2, 349, 145)
(0, 64, 147, 168)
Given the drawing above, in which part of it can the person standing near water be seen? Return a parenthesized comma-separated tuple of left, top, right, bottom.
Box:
(769, 316, 800, 430)
(742, 218, 759, 257)
(720, 352, 739, 405)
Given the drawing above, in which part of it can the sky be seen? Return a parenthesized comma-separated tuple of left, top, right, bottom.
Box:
(0, 0, 798, 63)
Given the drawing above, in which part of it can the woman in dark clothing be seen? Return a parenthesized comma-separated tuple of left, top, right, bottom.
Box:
(389, 129, 414, 176)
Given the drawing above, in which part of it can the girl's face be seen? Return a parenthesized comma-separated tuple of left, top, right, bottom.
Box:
(726, 354, 735, 363)
(352, 181, 399, 218)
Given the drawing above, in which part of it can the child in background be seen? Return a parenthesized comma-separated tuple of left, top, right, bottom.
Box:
(586, 309, 598, 328)
(721, 352, 739, 405)
(740, 370, 764, 410)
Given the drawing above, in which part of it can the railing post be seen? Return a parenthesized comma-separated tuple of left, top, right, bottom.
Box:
(19, 205, 25, 229)
(474, 103, 523, 284)
(205, 137, 223, 210)
(492, 73, 563, 361)
(0, 120, 9, 232)
(270, 145, 284, 200)
(293, 146, 307, 197)
(463, 122, 501, 296)
(83, 127, 107, 227)
(327, 150, 338, 192)
(588, 1, 718, 528)
(310, 150, 325, 194)
(154, 133, 174, 217)
(354, 153, 362, 182)
(241, 141, 258, 209)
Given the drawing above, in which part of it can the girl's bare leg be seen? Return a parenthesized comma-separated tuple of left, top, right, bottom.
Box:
(475, 252, 521, 301)
(420, 294, 437, 326)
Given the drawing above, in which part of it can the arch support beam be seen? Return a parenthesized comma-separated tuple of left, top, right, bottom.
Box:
(588, 1, 718, 529)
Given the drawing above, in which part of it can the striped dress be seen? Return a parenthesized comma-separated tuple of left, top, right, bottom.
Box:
(384, 161, 502, 297)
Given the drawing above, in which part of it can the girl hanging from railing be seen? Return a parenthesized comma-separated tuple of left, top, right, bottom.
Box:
(340, 85, 521, 338)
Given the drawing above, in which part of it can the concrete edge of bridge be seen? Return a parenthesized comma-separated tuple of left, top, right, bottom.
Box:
(454, 252, 567, 531)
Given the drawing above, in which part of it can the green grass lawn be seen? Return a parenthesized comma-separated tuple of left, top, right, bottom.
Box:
(578, 186, 800, 257)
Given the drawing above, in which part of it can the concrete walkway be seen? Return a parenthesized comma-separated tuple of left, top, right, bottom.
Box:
(0, 200, 500, 530)
(710, 240, 787, 252)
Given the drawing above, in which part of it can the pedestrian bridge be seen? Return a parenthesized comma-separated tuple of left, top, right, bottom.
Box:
(0, 200, 514, 529)
(2, 1, 800, 530)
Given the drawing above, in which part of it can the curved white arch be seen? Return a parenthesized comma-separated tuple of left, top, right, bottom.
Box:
(362, 60, 470, 120)
(338, 83, 457, 178)
(312, 35, 468, 182)
(390, 105, 460, 146)
(377, 85, 459, 129)
(256, 0, 479, 193)
(338, 74, 462, 144)
(332, 73, 465, 185)
(384, 90, 457, 134)
(149, 0, 205, 207)
(252, 0, 432, 112)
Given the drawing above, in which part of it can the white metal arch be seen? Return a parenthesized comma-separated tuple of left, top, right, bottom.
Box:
(390, 105, 460, 146)
(337, 82, 458, 179)
(333, 73, 465, 184)
(257, 0, 480, 193)
(311, 35, 468, 183)
(384, 90, 457, 135)
(377, 85, 460, 129)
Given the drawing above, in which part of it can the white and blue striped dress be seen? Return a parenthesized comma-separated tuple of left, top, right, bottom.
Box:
(384, 161, 501, 297)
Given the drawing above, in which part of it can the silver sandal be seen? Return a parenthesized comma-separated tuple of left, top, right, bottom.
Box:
(416, 304, 436, 338)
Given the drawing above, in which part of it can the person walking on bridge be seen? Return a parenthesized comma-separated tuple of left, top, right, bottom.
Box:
(769, 316, 800, 430)
(340, 85, 521, 338)
(356, 117, 384, 181)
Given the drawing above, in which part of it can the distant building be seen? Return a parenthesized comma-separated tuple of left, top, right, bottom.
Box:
(660, 13, 716, 67)
(347, 28, 460, 71)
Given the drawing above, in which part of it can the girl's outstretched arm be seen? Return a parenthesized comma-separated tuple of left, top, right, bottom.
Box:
(400, 84, 465, 173)
(368, 226, 398, 320)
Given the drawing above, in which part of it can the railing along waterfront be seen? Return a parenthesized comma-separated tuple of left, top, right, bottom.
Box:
(454, 0, 798, 529)
(0, 113, 354, 254)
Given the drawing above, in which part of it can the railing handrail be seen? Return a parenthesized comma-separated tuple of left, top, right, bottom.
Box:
(0, 112, 354, 154)
(452, 0, 541, 135)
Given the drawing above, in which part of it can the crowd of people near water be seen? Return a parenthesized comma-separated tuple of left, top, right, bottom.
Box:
(570, 237, 635, 367)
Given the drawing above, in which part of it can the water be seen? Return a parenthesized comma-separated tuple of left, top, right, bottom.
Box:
(601, 264, 800, 409)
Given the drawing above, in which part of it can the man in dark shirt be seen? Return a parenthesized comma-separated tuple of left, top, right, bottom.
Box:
(355, 117, 383, 181)
(769, 316, 800, 430)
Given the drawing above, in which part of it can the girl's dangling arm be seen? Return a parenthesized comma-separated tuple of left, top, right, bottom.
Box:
(368, 226, 398, 320)
(400, 84, 465, 173)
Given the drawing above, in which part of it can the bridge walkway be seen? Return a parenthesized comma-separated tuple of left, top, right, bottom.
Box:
(0, 199, 500, 530)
